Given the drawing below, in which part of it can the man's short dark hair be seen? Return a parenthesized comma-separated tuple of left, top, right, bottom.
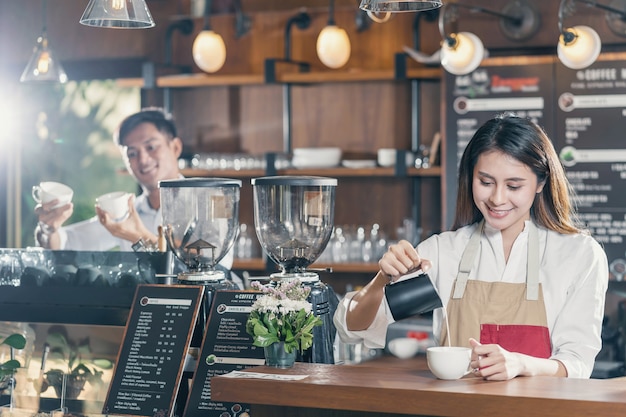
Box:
(115, 107, 178, 146)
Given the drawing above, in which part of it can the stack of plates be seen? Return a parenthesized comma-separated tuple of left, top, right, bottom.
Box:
(341, 160, 377, 169)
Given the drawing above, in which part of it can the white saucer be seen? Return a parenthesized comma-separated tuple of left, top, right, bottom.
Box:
(341, 160, 377, 169)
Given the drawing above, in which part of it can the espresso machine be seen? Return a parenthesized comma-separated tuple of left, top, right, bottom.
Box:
(159, 178, 242, 347)
(251, 176, 338, 364)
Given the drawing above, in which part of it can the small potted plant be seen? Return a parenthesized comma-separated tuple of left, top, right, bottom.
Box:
(245, 279, 322, 368)
(0, 333, 27, 392)
(41, 326, 113, 399)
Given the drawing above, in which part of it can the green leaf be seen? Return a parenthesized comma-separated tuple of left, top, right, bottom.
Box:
(1, 334, 26, 350)
(300, 333, 314, 351)
(92, 359, 113, 370)
(252, 334, 279, 347)
(0, 359, 21, 372)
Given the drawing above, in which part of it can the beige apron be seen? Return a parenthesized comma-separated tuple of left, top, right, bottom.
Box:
(439, 221, 551, 358)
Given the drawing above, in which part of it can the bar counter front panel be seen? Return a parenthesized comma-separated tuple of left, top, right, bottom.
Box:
(211, 356, 626, 417)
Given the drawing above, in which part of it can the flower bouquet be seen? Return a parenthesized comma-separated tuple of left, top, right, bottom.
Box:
(246, 279, 322, 362)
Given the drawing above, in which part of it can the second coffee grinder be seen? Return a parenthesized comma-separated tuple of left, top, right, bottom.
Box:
(251, 176, 338, 364)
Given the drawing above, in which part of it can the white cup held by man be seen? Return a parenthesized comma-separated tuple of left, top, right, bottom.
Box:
(426, 346, 472, 380)
(32, 181, 73, 209)
(97, 191, 131, 222)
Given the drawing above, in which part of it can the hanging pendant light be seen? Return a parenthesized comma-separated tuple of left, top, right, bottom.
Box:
(20, 0, 67, 83)
(558, 25, 601, 70)
(556, 0, 603, 70)
(80, 0, 155, 29)
(359, 0, 442, 13)
(316, 0, 351, 69)
(440, 32, 485, 75)
(192, 0, 226, 73)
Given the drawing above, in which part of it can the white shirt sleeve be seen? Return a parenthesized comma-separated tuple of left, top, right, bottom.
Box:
(542, 232, 608, 378)
(333, 291, 395, 349)
(61, 216, 120, 251)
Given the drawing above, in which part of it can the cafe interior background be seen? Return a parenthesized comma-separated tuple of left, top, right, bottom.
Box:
(2, 0, 626, 411)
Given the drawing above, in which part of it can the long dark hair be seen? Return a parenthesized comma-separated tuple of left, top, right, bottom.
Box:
(452, 113, 581, 234)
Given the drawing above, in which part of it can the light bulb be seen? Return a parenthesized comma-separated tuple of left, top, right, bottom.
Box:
(316, 25, 351, 69)
(103, 0, 129, 19)
(557, 25, 601, 70)
(37, 51, 51, 74)
(193, 30, 227, 73)
(110, 0, 124, 10)
(440, 32, 485, 75)
(367, 11, 392, 23)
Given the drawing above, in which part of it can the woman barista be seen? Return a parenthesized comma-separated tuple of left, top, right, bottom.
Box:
(334, 113, 608, 380)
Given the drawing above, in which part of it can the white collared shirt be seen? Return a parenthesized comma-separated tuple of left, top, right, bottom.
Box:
(333, 221, 608, 378)
(56, 192, 234, 269)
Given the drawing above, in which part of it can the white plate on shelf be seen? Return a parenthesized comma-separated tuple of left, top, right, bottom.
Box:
(341, 160, 377, 169)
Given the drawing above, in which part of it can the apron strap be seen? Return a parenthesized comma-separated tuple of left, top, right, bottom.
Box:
(452, 221, 484, 299)
(526, 221, 540, 301)
(452, 220, 541, 300)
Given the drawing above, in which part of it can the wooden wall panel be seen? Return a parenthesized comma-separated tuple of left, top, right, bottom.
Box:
(290, 82, 411, 153)
(333, 177, 412, 236)
(239, 85, 285, 154)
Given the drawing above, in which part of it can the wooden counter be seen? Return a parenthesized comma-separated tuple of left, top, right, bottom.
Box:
(211, 355, 626, 417)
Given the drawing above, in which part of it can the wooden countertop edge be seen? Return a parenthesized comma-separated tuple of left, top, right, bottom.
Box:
(211, 362, 626, 417)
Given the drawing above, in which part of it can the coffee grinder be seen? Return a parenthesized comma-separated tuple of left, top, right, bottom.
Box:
(251, 176, 338, 364)
(159, 178, 242, 348)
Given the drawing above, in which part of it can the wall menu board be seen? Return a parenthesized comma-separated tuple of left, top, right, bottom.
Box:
(183, 290, 264, 417)
(443, 63, 555, 229)
(554, 61, 626, 276)
(103, 284, 203, 417)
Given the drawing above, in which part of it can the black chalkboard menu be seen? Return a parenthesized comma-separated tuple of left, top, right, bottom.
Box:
(103, 284, 203, 417)
(554, 60, 626, 276)
(443, 62, 555, 229)
(183, 290, 265, 417)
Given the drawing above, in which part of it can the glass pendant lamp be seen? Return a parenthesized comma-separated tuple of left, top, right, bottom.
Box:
(359, 0, 442, 12)
(80, 0, 155, 29)
(20, 0, 68, 83)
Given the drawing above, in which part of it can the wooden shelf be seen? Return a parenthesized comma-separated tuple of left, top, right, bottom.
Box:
(232, 258, 380, 274)
(232, 258, 266, 271)
(120, 67, 444, 89)
(181, 166, 441, 178)
(277, 68, 442, 84)
(311, 262, 379, 274)
(181, 168, 266, 179)
(157, 73, 266, 87)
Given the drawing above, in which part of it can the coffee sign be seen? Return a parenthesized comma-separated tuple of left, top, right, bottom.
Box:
(103, 284, 203, 417)
(183, 290, 264, 417)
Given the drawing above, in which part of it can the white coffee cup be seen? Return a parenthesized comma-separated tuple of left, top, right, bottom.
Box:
(32, 181, 73, 209)
(377, 148, 396, 167)
(377, 149, 415, 168)
(96, 191, 131, 222)
(426, 346, 472, 380)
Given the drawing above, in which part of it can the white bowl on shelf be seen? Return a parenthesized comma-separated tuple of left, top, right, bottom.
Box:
(388, 337, 420, 359)
(292, 147, 342, 169)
